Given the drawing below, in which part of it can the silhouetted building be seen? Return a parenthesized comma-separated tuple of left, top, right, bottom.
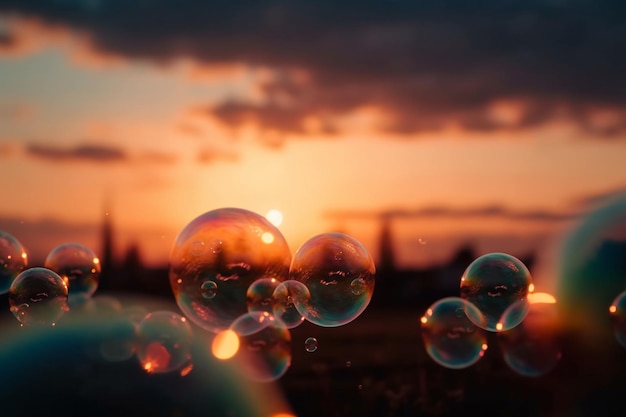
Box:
(377, 214, 396, 274)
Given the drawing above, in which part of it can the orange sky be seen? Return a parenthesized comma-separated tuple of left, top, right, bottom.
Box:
(1, 7, 626, 270)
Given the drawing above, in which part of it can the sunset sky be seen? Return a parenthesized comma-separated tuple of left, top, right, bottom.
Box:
(1, 1, 625, 274)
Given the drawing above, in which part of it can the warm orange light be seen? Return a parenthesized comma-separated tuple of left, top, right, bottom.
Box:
(528, 283, 535, 293)
(610, 305, 617, 314)
(528, 292, 557, 304)
(212, 329, 239, 360)
(144, 362, 154, 373)
(93, 257, 100, 265)
(179, 363, 194, 377)
(481, 343, 488, 350)
(266, 209, 283, 227)
(271, 413, 296, 417)
(420, 316, 428, 324)
(261, 232, 275, 244)
(495, 322, 503, 331)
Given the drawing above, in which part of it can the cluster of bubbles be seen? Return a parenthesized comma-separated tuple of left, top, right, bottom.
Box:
(421, 252, 562, 377)
(169, 207, 376, 382)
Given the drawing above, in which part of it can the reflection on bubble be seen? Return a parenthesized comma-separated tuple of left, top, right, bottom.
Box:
(170, 208, 292, 333)
(230, 312, 292, 382)
(290, 232, 375, 327)
(498, 299, 562, 377)
(0, 230, 28, 295)
(272, 280, 308, 329)
(421, 297, 488, 369)
(610, 290, 626, 348)
(460, 252, 532, 332)
(8, 267, 69, 327)
(136, 311, 193, 374)
(247, 277, 280, 314)
(305, 337, 318, 352)
(44, 242, 101, 307)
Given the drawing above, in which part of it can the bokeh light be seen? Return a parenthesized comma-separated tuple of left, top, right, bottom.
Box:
(169, 208, 292, 333)
(420, 297, 488, 369)
(290, 232, 375, 327)
(212, 329, 240, 360)
(609, 290, 626, 348)
(460, 252, 533, 332)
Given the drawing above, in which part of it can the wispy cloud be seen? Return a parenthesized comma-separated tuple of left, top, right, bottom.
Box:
(2, 1, 626, 139)
(26, 143, 127, 163)
(324, 205, 582, 222)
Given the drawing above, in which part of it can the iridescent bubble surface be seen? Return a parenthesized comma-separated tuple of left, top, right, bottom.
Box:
(272, 280, 308, 329)
(136, 310, 193, 374)
(498, 299, 562, 377)
(247, 277, 280, 314)
(289, 232, 375, 327)
(0, 230, 28, 294)
(44, 242, 101, 307)
(230, 311, 292, 382)
(8, 267, 69, 326)
(170, 208, 292, 333)
(609, 290, 626, 348)
(460, 252, 532, 332)
(420, 297, 488, 369)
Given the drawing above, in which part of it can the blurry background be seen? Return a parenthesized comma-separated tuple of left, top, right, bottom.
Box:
(1, 1, 626, 416)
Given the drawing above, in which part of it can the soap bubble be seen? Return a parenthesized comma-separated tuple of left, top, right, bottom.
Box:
(420, 297, 488, 369)
(136, 311, 193, 374)
(44, 242, 101, 307)
(0, 230, 28, 294)
(170, 208, 292, 333)
(247, 277, 280, 314)
(610, 290, 626, 348)
(8, 267, 69, 327)
(0, 294, 293, 417)
(460, 252, 532, 332)
(498, 299, 562, 377)
(272, 280, 308, 329)
(304, 337, 318, 353)
(553, 193, 626, 346)
(230, 311, 292, 382)
(290, 232, 375, 327)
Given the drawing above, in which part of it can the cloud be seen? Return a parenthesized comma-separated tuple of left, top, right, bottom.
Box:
(324, 205, 581, 223)
(26, 143, 127, 163)
(196, 147, 239, 164)
(2, 1, 626, 138)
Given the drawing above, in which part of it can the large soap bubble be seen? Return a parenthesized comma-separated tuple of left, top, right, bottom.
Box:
(169, 208, 292, 333)
(289, 232, 375, 327)
(0, 230, 28, 294)
(460, 252, 532, 332)
(420, 297, 488, 369)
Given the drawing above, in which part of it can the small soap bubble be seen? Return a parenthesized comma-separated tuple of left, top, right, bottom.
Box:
(230, 312, 292, 382)
(499, 299, 562, 377)
(247, 277, 280, 314)
(609, 290, 626, 348)
(0, 230, 28, 294)
(8, 267, 69, 327)
(136, 311, 193, 374)
(421, 297, 488, 369)
(201, 280, 218, 299)
(290, 232, 375, 327)
(272, 280, 309, 329)
(44, 243, 101, 307)
(169, 208, 292, 333)
(460, 252, 533, 332)
(350, 278, 366, 295)
(345, 360, 351, 367)
(305, 337, 318, 353)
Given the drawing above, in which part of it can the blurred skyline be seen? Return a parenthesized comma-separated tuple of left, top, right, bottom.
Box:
(1, 1, 626, 269)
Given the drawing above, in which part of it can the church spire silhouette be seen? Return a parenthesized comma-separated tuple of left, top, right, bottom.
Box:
(99, 199, 115, 290)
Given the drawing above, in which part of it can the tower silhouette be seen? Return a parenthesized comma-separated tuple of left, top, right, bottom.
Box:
(99, 204, 115, 290)
(378, 213, 396, 274)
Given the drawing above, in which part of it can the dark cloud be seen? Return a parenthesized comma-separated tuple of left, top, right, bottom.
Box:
(2, 0, 626, 138)
(26, 143, 127, 163)
(324, 205, 581, 222)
